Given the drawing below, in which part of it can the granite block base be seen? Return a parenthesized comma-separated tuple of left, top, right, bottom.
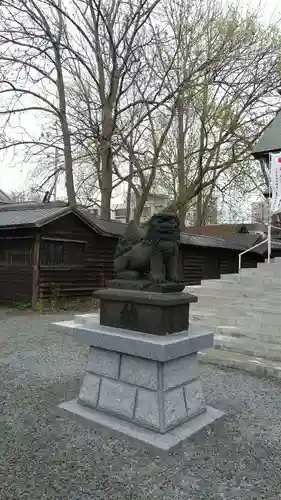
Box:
(77, 347, 207, 433)
(58, 400, 223, 451)
(55, 317, 223, 449)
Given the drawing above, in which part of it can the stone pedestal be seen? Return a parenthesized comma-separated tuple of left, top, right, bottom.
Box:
(55, 314, 223, 450)
(95, 287, 198, 335)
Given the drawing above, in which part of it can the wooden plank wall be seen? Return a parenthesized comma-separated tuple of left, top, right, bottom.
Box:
(39, 215, 265, 299)
(0, 214, 266, 305)
(0, 234, 34, 304)
(181, 245, 264, 285)
(39, 213, 117, 301)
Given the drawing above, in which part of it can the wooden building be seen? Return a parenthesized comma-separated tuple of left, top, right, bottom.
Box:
(0, 202, 267, 307)
(0, 203, 117, 307)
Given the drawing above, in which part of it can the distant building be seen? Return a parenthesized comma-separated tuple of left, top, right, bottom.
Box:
(187, 196, 218, 225)
(251, 201, 269, 223)
(203, 196, 218, 224)
(113, 193, 169, 223)
(113, 191, 218, 226)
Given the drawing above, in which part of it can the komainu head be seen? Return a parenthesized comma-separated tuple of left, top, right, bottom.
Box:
(145, 212, 180, 243)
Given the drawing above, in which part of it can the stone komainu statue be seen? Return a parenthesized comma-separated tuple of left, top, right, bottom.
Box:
(114, 212, 181, 283)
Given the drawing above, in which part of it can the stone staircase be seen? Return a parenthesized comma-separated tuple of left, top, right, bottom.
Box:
(185, 258, 281, 379)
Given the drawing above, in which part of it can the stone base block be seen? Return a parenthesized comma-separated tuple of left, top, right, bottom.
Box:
(55, 317, 214, 362)
(58, 400, 223, 451)
(54, 317, 223, 449)
(94, 287, 197, 335)
(76, 347, 208, 433)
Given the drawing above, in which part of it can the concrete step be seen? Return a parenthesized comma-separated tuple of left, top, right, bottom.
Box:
(191, 294, 281, 312)
(191, 303, 281, 319)
(186, 286, 281, 301)
(219, 273, 281, 286)
(198, 348, 281, 379)
(240, 268, 281, 278)
(191, 293, 281, 310)
(200, 324, 281, 345)
(213, 334, 281, 362)
(257, 261, 281, 269)
(190, 312, 281, 334)
(187, 281, 281, 293)
(200, 278, 281, 289)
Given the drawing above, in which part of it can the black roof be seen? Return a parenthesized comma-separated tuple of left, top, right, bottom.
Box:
(0, 189, 12, 204)
(0, 202, 71, 228)
(76, 208, 127, 237)
(0, 201, 267, 254)
(252, 110, 281, 158)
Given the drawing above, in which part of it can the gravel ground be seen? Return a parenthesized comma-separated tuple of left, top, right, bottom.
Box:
(1, 312, 281, 500)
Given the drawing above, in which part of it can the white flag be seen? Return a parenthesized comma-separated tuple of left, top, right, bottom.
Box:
(270, 152, 281, 214)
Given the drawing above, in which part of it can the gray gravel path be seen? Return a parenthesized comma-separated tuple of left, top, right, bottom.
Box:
(1, 312, 281, 500)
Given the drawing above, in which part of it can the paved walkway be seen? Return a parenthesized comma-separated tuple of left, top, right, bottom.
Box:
(0, 312, 281, 499)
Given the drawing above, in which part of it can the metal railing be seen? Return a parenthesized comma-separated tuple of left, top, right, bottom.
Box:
(238, 239, 268, 271)
(238, 224, 281, 271)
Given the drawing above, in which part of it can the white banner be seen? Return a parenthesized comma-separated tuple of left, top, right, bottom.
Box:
(270, 152, 281, 214)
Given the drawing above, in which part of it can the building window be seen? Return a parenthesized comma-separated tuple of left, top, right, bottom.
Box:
(0, 239, 33, 266)
(115, 208, 127, 218)
(142, 206, 152, 217)
(41, 240, 86, 267)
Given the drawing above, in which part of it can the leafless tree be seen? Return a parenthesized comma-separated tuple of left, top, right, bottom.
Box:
(149, 0, 281, 228)
(0, 0, 77, 203)
(1, 0, 281, 227)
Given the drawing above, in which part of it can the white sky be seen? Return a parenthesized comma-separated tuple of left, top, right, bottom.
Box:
(0, 0, 280, 203)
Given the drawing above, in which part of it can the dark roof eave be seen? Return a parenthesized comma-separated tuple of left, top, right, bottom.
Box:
(0, 223, 36, 230)
(252, 149, 281, 160)
(73, 209, 109, 236)
(73, 208, 120, 237)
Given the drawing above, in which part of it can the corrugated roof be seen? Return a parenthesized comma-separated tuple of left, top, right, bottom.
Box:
(0, 202, 268, 254)
(184, 223, 243, 236)
(183, 223, 266, 237)
(77, 210, 263, 252)
(0, 189, 12, 204)
(0, 203, 69, 228)
(76, 208, 129, 237)
(252, 110, 281, 158)
(180, 232, 260, 251)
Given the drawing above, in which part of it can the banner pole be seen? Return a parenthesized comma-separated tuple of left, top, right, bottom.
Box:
(268, 152, 272, 263)
(268, 216, 272, 263)
(267, 153, 273, 262)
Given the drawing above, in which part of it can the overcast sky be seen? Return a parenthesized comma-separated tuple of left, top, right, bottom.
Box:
(0, 0, 280, 201)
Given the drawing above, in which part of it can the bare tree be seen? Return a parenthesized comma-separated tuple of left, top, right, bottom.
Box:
(151, 0, 281, 228)
(1, 0, 281, 226)
(44, 0, 170, 219)
(0, 0, 77, 203)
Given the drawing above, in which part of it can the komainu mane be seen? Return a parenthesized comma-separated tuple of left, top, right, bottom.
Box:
(114, 212, 181, 284)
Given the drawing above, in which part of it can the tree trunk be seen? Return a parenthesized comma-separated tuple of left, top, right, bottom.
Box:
(126, 159, 133, 222)
(196, 148, 204, 227)
(133, 165, 157, 224)
(55, 50, 76, 206)
(100, 105, 113, 220)
(177, 93, 186, 230)
(133, 191, 146, 224)
(196, 78, 208, 227)
(100, 144, 113, 220)
(61, 115, 76, 206)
